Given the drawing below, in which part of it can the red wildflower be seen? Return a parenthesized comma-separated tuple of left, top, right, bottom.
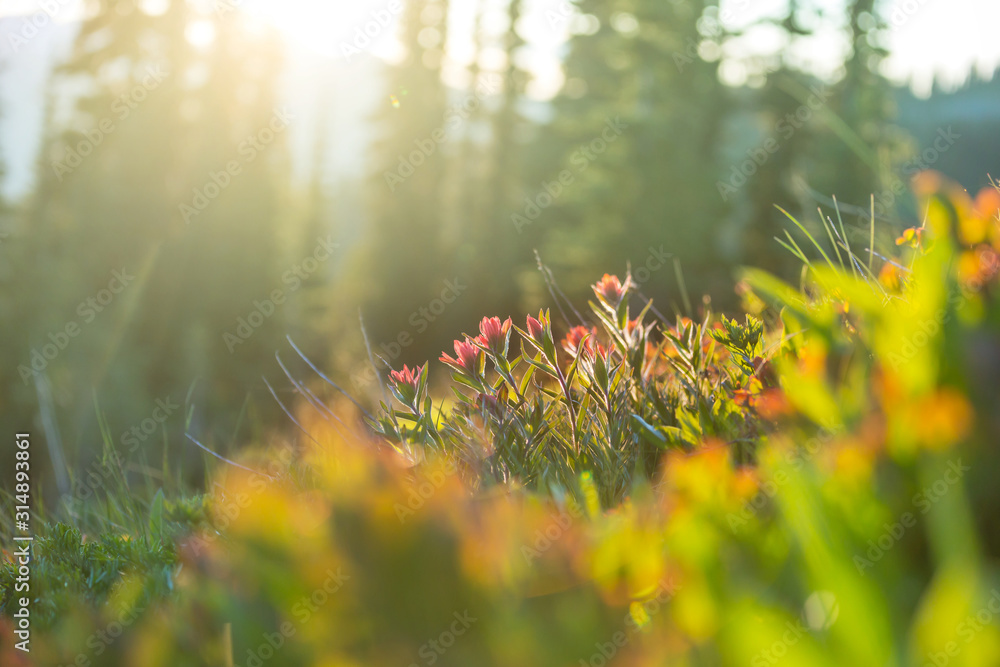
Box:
(388, 364, 423, 391)
(440, 338, 482, 374)
(526, 314, 546, 341)
(562, 326, 595, 355)
(521, 310, 558, 362)
(388, 363, 425, 409)
(478, 316, 512, 353)
(592, 274, 631, 307)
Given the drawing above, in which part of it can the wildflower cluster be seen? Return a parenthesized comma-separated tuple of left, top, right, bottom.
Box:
(372, 271, 772, 503)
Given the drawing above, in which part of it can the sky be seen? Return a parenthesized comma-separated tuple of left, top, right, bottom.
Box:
(880, 0, 1000, 96)
(2, 0, 997, 91)
(0, 0, 997, 197)
(252, 0, 1000, 97)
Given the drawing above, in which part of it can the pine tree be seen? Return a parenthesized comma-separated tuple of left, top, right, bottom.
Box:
(720, 0, 900, 280)
(15, 0, 294, 470)
(465, 0, 527, 321)
(529, 0, 731, 309)
(808, 0, 901, 229)
(353, 0, 456, 378)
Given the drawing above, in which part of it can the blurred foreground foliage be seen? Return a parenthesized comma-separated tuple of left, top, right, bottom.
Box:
(4, 174, 1000, 666)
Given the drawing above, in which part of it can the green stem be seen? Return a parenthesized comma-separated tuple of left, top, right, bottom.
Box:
(556, 368, 580, 453)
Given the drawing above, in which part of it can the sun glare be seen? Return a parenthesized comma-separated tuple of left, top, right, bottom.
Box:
(245, 0, 401, 59)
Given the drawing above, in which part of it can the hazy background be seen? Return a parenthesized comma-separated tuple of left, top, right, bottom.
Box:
(1, 0, 998, 494)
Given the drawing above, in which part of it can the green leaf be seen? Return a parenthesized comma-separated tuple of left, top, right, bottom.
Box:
(519, 361, 537, 397)
(631, 414, 667, 447)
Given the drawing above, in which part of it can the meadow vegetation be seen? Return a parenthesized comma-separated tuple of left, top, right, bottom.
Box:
(4, 173, 1000, 666)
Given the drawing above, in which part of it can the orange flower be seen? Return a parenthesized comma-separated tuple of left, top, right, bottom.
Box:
(562, 326, 596, 356)
(593, 274, 631, 307)
(732, 388, 755, 408)
(973, 186, 1000, 222)
(878, 262, 905, 292)
(756, 388, 792, 420)
(958, 245, 1000, 289)
(911, 170, 944, 198)
(912, 388, 973, 451)
(895, 227, 923, 249)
